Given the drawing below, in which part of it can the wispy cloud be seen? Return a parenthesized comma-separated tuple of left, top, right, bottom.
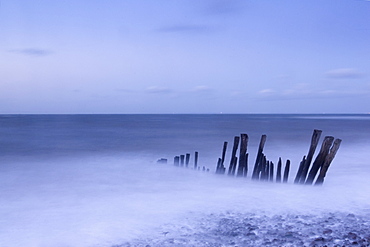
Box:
(258, 88, 276, 95)
(9, 48, 53, 57)
(325, 68, 363, 79)
(203, 0, 246, 15)
(257, 84, 370, 101)
(191, 85, 213, 93)
(145, 86, 172, 94)
(157, 24, 212, 33)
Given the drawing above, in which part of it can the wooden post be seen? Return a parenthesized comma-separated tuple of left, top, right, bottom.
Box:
(232, 157, 238, 175)
(256, 155, 262, 180)
(157, 158, 167, 164)
(174, 156, 180, 166)
(194, 151, 199, 169)
(259, 155, 267, 180)
(216, 141, 228, 174)
(283, 159, 290, 183)
(180, 155, 185, 167)
(185, 153, 190, 168)
(221, 141, 228, 168)
(265, 160, 270, 181)
(237, 134, 248, 177)
(216, 158, 222, 174)
(252, 135, 267, 180)
(315, 139, 342, 185)
(305, 136, 334, 184)
(245, 153, 249, 178)
(276, 157, 282, 183)
(294, 156, 306, 184)
(298, 129, 322, 183)
(269, 161, 274, 182)
(228, 136, 240, 176)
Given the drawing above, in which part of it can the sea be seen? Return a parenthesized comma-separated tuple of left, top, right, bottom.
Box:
(0, 114, 370, 247)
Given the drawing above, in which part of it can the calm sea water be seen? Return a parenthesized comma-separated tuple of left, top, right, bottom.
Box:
(1, 114, 370, 162)
(1, 114, 370, 246)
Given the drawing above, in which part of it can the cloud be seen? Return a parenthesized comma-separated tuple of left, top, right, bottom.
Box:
(157, 24, 212, 33)
(191, 85, 213, 92)
(203, 0, 246, 15)
(9, 48, 53, 56)
(145, 86, 172, 94)
(325, 68, 363, 79)
(257, 84, 370, 101)
(258, 88, 276, 95)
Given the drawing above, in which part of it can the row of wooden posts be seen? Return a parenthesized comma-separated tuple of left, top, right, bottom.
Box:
(158, 129, 341, 185)
(158, 151, 210, 172)
(215, 134, 291, 182)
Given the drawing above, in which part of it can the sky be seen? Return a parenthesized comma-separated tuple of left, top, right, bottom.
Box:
(0, 0, 369, 114)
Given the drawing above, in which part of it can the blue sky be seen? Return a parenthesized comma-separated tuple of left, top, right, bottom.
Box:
(1, 0, 369, 114)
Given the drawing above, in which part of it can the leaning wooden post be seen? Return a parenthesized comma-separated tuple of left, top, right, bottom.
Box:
(315, 138, 342, 185)
(185, 153, 190, 168)
(228, 136, 240, 176)
(276, 157, 282, 183)
(305, 136, 334, 184)
(216, 158, 222, 174)
(237, 133, 248, 177)
(217, 141, 228, 174)
(252, 135, 267, 180)
(283, 159, 290, 183)
(294, 156, 306, 183)
(298, 129, 322, 183)
(194, 151, 199, 169)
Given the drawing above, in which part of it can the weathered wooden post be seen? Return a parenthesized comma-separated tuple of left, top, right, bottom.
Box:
(283, 159, 290, 183)
(185, 153, 190, 168)
(237, 133, 248, 177)
(157, 158, 167, 164)
(228, 136, 240, 176)
(276, 157, 282, 183)
(194, 151, 199, 169)
(294, 156, 306, 183)
(221, 141, 227, 167)
(252, 135, 267, 180)
(174, 156, 180, 166)
(245, 153, 249, 177)
(269, 161, 274, 182)
(231, 157, 238, 175)
(216, 158, 222, 174)
(216, 141, 228, 174)
(259, 155, 267, 180)
(315, 138, 342, 185)
(305, 136, 334, 184)
(180, 155, 185, 167)
(265, 160, 270, 181)
(297, 129, 322, 183)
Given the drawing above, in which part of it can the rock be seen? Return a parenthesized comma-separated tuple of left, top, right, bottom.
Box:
(323, 229, 333, 235)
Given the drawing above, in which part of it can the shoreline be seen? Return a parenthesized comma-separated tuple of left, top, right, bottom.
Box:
(116, 211, 370, 247)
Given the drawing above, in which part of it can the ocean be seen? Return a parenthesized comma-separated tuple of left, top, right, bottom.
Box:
(0, 114, 370, 246)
